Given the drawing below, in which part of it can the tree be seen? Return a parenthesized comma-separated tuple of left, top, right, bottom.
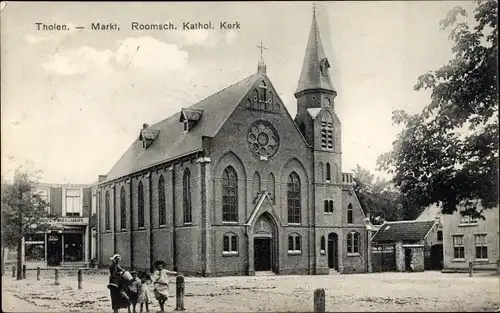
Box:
(1, 169, 57, 279)
(378, 0, 498, 219)
(352, 165, 419, 224)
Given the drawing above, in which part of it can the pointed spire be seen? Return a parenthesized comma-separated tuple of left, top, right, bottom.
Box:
(295, 4, 336, 95)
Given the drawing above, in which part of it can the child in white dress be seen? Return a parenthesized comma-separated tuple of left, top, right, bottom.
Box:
(152, 260, 179, 313)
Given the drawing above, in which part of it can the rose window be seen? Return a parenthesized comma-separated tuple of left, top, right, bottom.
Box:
(247, 121, 279, 159)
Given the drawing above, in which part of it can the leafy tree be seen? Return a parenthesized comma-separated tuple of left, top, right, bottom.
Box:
(378, 0, 498, 219)
(1, 169, 57, 279)
(352, 165, 421, 224)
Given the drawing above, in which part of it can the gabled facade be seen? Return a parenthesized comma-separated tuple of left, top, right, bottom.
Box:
(96, 9, 369, 276)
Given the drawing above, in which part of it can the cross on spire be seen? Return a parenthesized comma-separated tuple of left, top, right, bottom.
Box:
(257, 41, 267, 60)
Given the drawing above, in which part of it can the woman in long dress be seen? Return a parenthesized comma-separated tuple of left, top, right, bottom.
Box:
(108, 254, 131, 313)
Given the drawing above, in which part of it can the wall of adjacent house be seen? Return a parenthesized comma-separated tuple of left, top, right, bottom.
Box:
(443, 206, 499, 271)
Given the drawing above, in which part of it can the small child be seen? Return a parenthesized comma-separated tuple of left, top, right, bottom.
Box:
(152, 260, 179, 313)
(128, 271, 142, 313)
(138, 272, 152, 313)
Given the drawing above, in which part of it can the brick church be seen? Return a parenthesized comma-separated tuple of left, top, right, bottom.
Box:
(96, 9, 369, 276)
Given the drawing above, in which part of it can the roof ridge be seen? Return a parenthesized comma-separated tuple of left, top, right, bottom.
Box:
(385, 220, 435, 224)
(148, 73, 259, 129)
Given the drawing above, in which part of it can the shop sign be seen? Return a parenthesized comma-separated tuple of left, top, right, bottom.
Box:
(48, 235, 59, 242)
(59, 217, 88, 224)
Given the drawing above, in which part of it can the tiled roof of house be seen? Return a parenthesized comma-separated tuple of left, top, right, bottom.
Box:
(104, 73, 262, 182)
(371, 220, 436, 243)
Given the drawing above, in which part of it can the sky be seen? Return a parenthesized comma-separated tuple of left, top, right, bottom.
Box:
(0, 1, 478, 184)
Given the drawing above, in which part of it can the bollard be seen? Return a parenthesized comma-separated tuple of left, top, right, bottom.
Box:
(78, 269, 82, 289)
(469, 261, 473, 277)
(314, 288, 326, 313)
(54, 268, 60, 285)
(37, 267, 41, 281)
(175, 274, 185, 311)
(22, 265, 26, 279)
(12, 265, 15, 278)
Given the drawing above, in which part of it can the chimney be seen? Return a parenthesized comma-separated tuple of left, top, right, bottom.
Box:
(98, 175, 107, 182)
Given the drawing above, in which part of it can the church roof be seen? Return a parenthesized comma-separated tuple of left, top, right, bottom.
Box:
(295, 9, 336, 95)
(104, 73, 262, 182)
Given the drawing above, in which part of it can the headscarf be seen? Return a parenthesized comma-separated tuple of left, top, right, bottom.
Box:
(110, 254, 121, 262)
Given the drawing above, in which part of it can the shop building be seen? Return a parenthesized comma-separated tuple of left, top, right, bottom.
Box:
(23, 183, 95, 268)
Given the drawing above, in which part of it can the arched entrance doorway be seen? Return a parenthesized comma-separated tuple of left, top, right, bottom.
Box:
(328, 233, 338, 271)
(253, 213, 278, 273)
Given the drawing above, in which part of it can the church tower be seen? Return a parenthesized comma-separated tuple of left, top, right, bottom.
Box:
(294, 6, 337, 144)
(295, 6, 344, 273)
(294, 6, 341, 179)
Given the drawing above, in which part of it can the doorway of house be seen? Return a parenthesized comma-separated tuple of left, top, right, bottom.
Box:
(47, 233, 62, 266)
(431, 244, 444, 270)
(404, 248, 413, 271)
(254, 238, 272, 271)
(328, 233, 339, 271)
(63, 233, 84, 262)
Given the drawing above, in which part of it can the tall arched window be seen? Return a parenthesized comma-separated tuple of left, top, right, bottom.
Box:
(259, 81, 267, 104)
(252, 172, 261, 202)
(324, 200, 333, 213)
(347, 203, 353, 224)
(347, 231, 360, 254)
(318, 162, 324, 181)
(267, 173, 275, 204)
(138, 182, 145, 228)
(326, 163, 331, 181)
(321, 114, 333, 150)
(120, 187, 126, 230)
(287, 172, 301, 224)
(105, 191, 111, 231)
(267, 91, 274, 110)
(320, 236, 326, 253)
(183, 169, 192, 224)
(222, 166, 238, 222)
(158, 175, 166, 226)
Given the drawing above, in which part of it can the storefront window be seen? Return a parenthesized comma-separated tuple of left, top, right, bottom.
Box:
(64, 233, 83, 262)
(25, 234, 45, 261)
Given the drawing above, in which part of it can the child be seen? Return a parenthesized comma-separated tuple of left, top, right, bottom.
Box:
(152, 260, 179, 313)
(138, 272, 153, 313)
(128, 271, 142, 313)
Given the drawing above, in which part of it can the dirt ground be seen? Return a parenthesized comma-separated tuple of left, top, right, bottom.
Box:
(2, 270, 499, 312)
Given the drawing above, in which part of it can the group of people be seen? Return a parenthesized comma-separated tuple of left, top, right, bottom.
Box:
(108, 254, 180, 313)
